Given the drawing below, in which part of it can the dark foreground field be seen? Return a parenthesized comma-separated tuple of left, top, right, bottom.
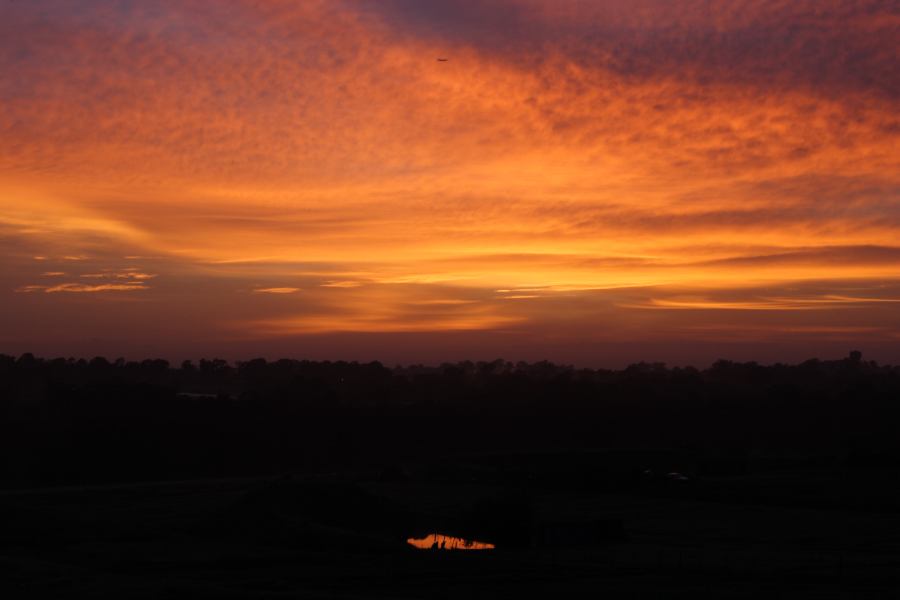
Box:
(3, 458, 900, 599)
(2, 353, 900, 597)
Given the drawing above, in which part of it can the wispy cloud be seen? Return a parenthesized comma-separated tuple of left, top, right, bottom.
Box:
(253, 287, 301, 294)
(80, 270, 157, 280)
(16, 282, 148, 294)
(632, 295, 900, 311)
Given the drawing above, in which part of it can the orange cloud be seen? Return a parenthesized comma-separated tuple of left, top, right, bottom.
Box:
(17, 283, 148, 294)
(0, 1, 897, 364)
(253, 287, 301, 294)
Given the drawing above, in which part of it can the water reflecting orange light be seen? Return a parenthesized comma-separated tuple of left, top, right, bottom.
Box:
(406, 534, 495, 551)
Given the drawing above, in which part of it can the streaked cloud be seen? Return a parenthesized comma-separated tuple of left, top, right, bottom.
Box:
(633, 295, 900, 311)
(253, 287, 301, 294)
(17, 282, 148, 294)
(246, 293, 524, 335)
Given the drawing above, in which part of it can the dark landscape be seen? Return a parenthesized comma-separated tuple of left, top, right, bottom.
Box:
(3, 1, 898, 597)
(2, 351, 900, 598)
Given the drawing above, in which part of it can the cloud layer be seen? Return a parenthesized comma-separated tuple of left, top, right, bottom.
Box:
(0, 1, 898, 365)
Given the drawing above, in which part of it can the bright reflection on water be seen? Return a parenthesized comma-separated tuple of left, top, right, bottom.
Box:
(407, 534, 495, 551)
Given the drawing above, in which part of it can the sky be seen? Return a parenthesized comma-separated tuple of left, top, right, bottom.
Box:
(1, 0, 898, 367)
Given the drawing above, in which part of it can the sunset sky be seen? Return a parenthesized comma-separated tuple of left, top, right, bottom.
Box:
(2, 1, 898, 366)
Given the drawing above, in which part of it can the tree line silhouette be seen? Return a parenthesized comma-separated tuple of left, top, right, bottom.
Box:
(1, 351, 898, 487)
